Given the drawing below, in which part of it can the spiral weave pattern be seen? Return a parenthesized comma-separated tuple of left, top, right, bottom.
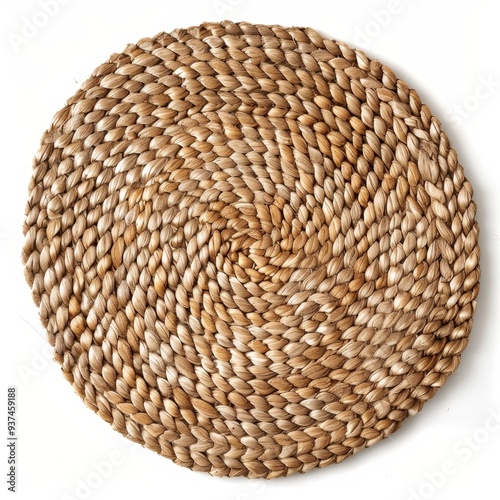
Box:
(23, 21, 480, 478)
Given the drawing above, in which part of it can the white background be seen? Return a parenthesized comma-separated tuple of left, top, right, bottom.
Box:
(1, 1, 499, 499)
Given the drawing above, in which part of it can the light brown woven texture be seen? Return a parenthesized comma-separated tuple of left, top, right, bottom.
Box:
(23, 21, 480, 478)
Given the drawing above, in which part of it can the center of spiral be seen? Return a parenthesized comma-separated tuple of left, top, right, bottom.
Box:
(203, 201, 281, 282)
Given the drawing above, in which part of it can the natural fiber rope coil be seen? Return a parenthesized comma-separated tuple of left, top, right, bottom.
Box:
(23, 21, 480, 478)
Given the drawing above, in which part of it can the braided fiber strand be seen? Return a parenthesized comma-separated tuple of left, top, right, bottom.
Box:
(23, 21, 480, 478)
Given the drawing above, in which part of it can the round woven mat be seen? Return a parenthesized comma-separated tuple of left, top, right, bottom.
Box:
(23, 21, 480, 478)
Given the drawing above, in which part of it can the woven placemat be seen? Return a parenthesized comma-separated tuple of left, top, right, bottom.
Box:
(23, 21, 480, 478)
